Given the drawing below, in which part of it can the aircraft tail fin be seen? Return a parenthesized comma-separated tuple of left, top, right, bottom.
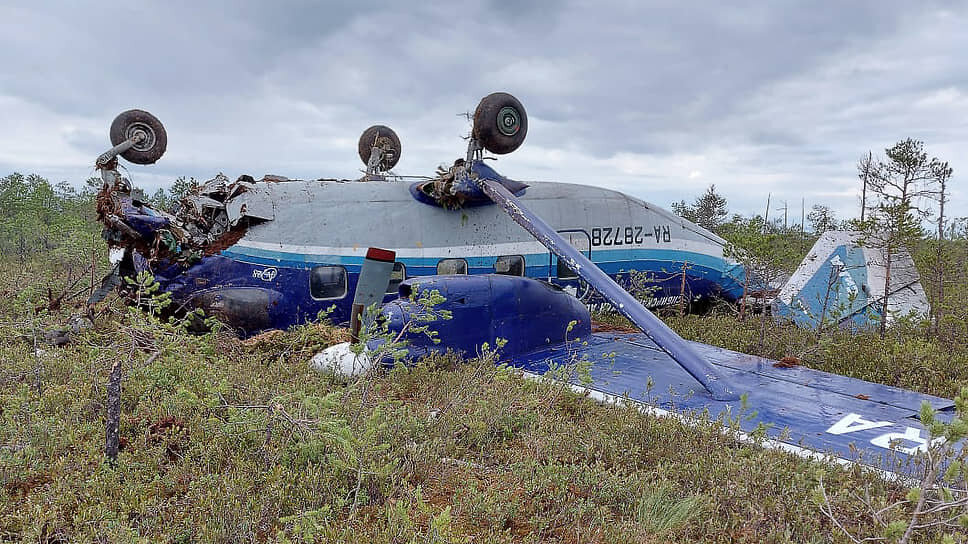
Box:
(774, 231, 930, 329)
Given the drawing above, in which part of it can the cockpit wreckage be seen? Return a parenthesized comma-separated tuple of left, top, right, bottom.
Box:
(89, 93, 957, 479)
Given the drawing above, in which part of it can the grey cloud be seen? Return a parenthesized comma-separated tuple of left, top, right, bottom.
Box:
(0, 1, 965, 220)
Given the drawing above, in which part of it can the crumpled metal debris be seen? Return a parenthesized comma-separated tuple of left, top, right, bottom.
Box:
(413, 159, 529, 210)
(31, 315, 94, 346)
(96, 172, 276, 271)
(417, 159, 468, 209)
(171, 173, 274, 245)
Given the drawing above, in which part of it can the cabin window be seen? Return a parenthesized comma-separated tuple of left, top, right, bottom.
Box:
(437, 258, 467, 275)
(494, 255, 525, 276)
(557, 257, 578, 280)
(387, 262, 406, 294)
(310, 266, 347, 300)
(555, 230, 590, 281)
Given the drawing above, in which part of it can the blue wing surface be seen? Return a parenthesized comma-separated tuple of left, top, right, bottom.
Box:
(509, 332, 955, 476)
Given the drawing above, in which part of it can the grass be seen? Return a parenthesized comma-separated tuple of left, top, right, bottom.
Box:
(1, 254, 965, 543)
(633, 484, 707, 534)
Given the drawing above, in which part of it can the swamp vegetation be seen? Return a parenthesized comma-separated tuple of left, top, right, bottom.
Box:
(3, 173, 968, 542)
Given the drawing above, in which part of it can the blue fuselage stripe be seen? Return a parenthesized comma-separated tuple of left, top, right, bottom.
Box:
(220, 246, 732, 273)
(155, 244, 745, 336)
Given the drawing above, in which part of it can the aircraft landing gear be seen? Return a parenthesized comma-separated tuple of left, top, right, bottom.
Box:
(472, 92, 528, 155)
(105, 109, 168, 166)
(358, 124, 402, 177)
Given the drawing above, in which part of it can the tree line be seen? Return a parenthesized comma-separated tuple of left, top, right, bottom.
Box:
(671, 137, 957, 336)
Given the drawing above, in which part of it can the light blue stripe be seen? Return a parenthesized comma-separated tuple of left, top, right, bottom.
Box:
(222, 245, 731, 272)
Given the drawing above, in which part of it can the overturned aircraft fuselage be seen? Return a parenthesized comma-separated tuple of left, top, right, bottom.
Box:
(91, 102, 746, 336)
(96, 161, 745, 335)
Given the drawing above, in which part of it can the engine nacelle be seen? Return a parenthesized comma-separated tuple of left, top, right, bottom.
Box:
(376, 274, 591, 361)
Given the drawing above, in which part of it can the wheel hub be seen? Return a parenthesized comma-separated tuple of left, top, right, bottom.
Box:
(497, 107, 521, 136)
(125, 122, 156, 152)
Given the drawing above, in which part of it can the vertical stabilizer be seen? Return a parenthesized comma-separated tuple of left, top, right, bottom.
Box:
(774, 231, 930, 328)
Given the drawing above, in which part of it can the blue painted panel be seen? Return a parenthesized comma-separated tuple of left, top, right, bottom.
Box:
(685, 341, 953, 413)
(222, 245, 735, 273)
(220, 245, 746, 300)
(147, 245, 744, 336)
(509, 333, 955, 475)
(774, 244, 875, 328)
(378, 275, 591, 359)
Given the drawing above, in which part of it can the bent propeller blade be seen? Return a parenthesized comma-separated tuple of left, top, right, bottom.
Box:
(350, 247, 396, 342)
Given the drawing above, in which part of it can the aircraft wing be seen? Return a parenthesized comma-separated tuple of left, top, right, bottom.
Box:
(507, 332, 954, 477)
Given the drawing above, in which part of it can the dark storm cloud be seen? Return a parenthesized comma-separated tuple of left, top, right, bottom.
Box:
(0, 1, 964, 218)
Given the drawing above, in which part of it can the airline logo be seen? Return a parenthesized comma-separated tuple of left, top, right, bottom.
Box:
(252, 267, 278, 282)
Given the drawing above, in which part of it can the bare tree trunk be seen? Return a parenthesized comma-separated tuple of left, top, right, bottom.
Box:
(757, 266, 769, 353)
(105, 359, 123, 463)
(880, 245, 893, 338)
(739, 267, 749, 322)
(800, 198, 805, 252)
(817, 265, 838, 339)
(935, 176, 947, 335)
(758, 296, 769, 354)
(860, 151, 871, 222)
(934, 243, 944, 335)
(763, 193, 771, 231)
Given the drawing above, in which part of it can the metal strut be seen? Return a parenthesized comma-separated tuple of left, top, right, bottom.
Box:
(96, 133, 145, 168)
(477, 173, 740, 401)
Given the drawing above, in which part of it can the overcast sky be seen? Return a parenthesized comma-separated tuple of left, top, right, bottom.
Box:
(1, 1, 964, 222)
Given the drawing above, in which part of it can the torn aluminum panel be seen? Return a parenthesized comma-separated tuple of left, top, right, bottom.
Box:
(95, 170, 278, 270)
(225, 185, 274, 224)
(773, 230, 930, 329)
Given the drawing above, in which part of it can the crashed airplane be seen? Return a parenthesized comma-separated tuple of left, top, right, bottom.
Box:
(92, 92, 957, 477)
(91, 94, 745, 336)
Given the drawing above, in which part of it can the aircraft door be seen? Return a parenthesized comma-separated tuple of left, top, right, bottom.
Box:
(552, 229, 591, 300)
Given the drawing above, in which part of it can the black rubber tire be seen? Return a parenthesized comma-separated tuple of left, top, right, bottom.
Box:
(358, 125, 402, 170)
(109, 109, 167, 165)
(473, 92, 527, 155)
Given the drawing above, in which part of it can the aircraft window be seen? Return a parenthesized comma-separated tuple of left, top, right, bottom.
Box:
(310, 266, 347, 300)
(494, 255, 525, 276)
(387, 262, 406, 294)
(557, 257, 578, 280)
(555, 230, 589, 281)
(437, 258, 467, 275)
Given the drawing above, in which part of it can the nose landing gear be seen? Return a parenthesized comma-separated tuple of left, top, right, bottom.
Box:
(104, 109, 168, 166)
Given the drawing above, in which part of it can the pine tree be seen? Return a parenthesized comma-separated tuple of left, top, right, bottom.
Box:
(861, 138, 951, 336)
(671, 185, 728, 233)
